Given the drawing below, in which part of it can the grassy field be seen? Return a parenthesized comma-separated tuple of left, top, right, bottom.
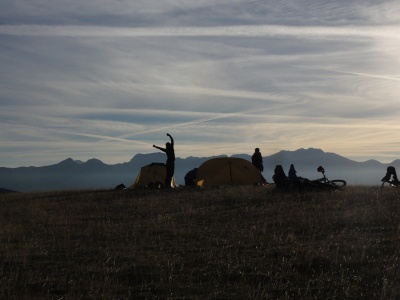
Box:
(0, 185, 399, 299)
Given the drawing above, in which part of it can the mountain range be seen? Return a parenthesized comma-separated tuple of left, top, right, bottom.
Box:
(1, 148, 398, 192)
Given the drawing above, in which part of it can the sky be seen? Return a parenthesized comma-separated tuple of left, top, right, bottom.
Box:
(1, 0, 400, 167)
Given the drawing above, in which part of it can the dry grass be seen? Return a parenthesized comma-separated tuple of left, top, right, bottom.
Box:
(1, 185, 400, 299)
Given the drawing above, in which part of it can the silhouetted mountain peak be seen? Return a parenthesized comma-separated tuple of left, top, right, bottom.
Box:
(130, 152, 159, 160)
(390, 159, 400, 165)
(273, 148, 323, 158)
(84, 158, 105, 167)
(295, 148, 324, 154)
(57, 158, 77, 166)
(363, 159, 382, 166)
(129, 152, 167, 166)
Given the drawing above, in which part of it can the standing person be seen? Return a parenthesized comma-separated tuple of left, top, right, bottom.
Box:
(288, 164, 299, 181)
(251, 148, 264, 172)
(153, 133, 175, 188)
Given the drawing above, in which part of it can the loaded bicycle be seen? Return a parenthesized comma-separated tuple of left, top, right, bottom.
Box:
(310, 166, 346, 190)
(273, 165, 346, 191)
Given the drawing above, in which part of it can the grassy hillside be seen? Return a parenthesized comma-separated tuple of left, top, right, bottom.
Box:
(1, 185, 399, 299)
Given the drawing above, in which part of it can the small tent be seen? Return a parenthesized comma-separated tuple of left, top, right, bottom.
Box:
(130, 163, 177, 189)
(195, 157, 264, 187)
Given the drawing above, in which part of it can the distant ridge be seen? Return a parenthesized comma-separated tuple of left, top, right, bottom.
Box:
(0, 187, 18, 194)
(0, 148, 398, 192)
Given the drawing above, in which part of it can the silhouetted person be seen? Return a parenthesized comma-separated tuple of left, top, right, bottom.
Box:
(251, 148, 264, 172)
(288, 164, 310, 188)
(272, 165, 291, 190)
(153, 133, 175, 188)
(288, 164, 299, 181)
(184, 168, 198, 187)
(273, 165, 287, 181)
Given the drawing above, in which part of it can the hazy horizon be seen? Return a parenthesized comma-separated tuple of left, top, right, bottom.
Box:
(2, 147, 398, 169)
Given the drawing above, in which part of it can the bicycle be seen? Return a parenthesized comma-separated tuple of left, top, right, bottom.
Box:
(380, 166, 400, 188)
(309, 166, 347, 190)
(381, 179, 400, 188)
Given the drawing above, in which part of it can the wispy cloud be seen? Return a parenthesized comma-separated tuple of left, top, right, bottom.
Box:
(1, 24, 399, 40)
(1, 1, 400, 167)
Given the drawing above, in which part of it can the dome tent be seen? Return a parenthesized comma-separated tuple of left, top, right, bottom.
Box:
(195, 157, 264, 187)
(130, 163, 177, 188)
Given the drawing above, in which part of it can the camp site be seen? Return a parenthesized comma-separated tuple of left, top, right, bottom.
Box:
(1, 160, 400, 298)
(130, 157, 266, 189)
(2, 153, 400, 298)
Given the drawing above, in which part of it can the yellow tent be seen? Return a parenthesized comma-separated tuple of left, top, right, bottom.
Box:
(130, 163, 177, 188)
(196, 157, 263, 187)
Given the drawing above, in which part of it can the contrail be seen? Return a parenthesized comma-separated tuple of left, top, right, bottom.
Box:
(0, 122, 147, 146)
(328, 70, 400, 82)
(296, 65, 400, 82)
(109, 98, 309, 141)
(0, 95, 306, 147)
(35, 100, 305, 145)
(1, 24, 398, 39)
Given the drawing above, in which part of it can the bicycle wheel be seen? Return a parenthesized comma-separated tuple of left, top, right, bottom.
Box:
(330, 180, 346, 188)
(309, 180, 336, 191)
